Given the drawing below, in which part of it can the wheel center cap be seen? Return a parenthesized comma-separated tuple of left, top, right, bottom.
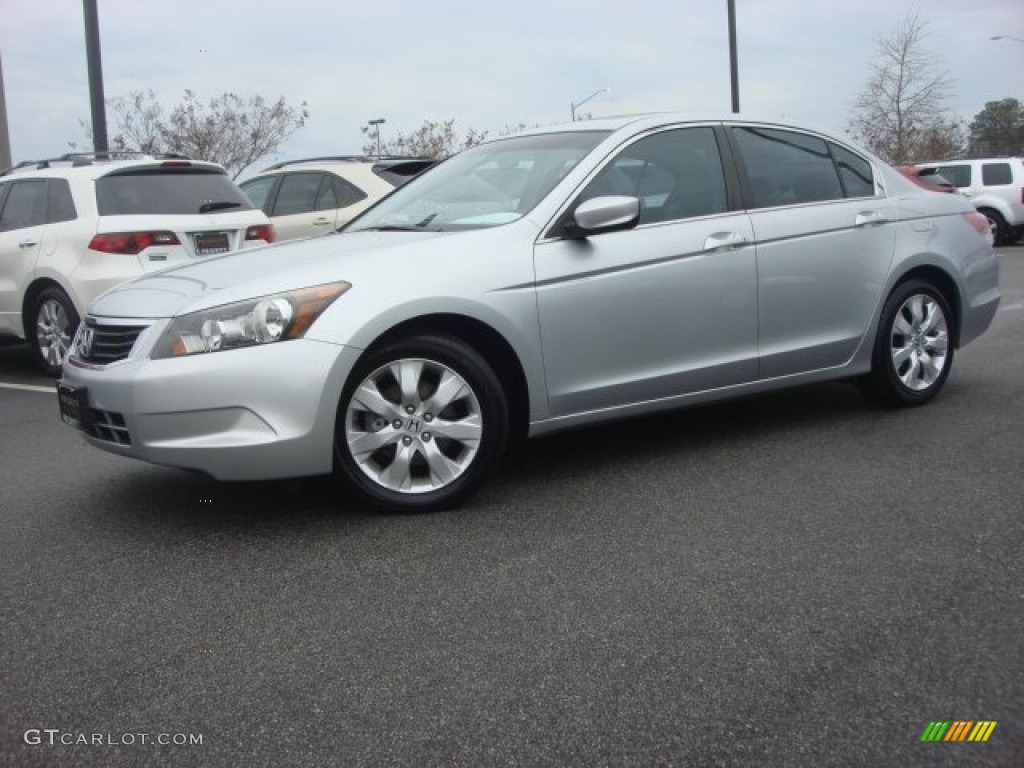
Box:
(405, 418, 422, 434)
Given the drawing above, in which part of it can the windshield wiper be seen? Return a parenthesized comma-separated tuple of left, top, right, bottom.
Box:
(354, 225, 430, 232)
(199, 201, 242, 214)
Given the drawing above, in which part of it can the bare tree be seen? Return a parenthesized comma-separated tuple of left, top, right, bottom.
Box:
(361, 119, 488, 159)
(848, 13, 962, 163)
(98, 89, 308, 178)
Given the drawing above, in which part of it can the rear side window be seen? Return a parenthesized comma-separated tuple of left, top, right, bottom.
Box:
(328, 175, 368, 208)
(96, 170, 254, 215)
(734, 127, 844, 208)
(981, 163, 1012, 186)
(47, 179, 77, 223)
(829, 143, 875, 198)
(272, 173, 322, 216)
(925, 165, 971, 188)
(0, 180, 48, 230)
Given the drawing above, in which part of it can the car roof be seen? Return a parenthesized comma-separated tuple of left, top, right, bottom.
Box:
(1, 154, 228, 181)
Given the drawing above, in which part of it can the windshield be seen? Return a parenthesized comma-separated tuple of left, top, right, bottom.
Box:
(346, 131, 610, 232)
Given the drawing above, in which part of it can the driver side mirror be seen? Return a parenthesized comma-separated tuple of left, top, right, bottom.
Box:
(563, 196, 640, 240)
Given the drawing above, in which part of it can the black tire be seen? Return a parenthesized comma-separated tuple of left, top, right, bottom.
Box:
(860, 279, 954, 407)
(334, 334, 509, 513)
(29, 286, 81, 378)
(979, 208, 1010, 246)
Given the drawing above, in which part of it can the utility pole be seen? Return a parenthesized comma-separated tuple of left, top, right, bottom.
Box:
(0, 53, 12, 169)
(83, 0, 108, 154)
(368, 118, 385, 158)
(727, 0, 740, 113)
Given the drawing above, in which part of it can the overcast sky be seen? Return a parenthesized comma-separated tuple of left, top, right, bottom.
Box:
(2, 0, 1022, 176)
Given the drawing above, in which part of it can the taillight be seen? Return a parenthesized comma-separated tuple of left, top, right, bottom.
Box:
(963, 212, 993, 245)
(160, 160, 192, 168)
(245, 224, 276, 243)
(88, 231, 180, 255)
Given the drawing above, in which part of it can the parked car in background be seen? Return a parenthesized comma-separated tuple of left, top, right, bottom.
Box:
(59, 115, 999, 512)
(895, 165, 957, 194)
(915, 157, 1024, 244)
(0, 152, 274, 375)
(239, 156, 435, 241)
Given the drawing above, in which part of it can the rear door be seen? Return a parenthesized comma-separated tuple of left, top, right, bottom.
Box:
(728, 125, 894, 378)
(0, 179, 48, 334)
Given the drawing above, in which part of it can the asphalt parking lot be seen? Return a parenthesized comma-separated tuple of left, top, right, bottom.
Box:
(1, 248, 1022, 767)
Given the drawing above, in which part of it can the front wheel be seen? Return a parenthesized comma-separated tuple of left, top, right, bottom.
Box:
(860, 280, 954, 407)
(334, 334, 508, 512)
(30, 286, 81, 377)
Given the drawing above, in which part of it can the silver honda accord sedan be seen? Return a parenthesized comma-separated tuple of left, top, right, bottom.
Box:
(58, 114, 1000, 512)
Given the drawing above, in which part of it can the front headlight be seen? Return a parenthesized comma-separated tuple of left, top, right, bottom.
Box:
(151, 282, 350, 359)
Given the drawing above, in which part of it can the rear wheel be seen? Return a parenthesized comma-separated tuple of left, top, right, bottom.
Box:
(860, 280, 954, 407)
(335, 334, 508, 512)
(30, 286, 80, 377)
(980, 208, 1010, 246)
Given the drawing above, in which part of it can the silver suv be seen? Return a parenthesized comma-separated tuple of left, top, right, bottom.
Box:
(916, 157, 1024, 245)
(239, 156, 434, 241)
(0, 152, 274, 375)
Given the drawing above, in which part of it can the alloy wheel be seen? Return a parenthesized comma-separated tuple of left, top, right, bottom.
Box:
(889, 293, 949, 391)
(36, 298, 73, 368)
(344, 358, 484, 494)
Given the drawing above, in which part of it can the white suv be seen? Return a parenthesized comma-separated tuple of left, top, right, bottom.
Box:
(915, 158, 1024, 245)
(239, 156, 434, 241)
(0, 152, 274, 375)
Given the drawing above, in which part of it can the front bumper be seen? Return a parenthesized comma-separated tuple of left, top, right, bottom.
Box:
(59, 337, 361, 480)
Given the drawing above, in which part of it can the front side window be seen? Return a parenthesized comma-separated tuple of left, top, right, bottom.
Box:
(924, 164, 971, 188)
(346, 131, 609, 232)
(734, 127, 844, 208)
(0, 180, 48, 231)
(239, 175, 278, 214)
(981, 163, 1012, 186)
(579, 127, 728, 225)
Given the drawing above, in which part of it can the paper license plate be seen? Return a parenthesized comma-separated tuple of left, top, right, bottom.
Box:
(57, 384, 92, 429)
(194, 232, 230, 255)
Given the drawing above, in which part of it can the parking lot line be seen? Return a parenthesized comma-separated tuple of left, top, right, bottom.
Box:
(0, 382, 55, 394)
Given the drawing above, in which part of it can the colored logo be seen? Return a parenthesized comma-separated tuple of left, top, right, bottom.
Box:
(921, 721, 997, 742)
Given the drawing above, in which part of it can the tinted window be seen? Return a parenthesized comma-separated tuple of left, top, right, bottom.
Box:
(581, 127, 728, 224)
(830, 143, 875, 198)
(373, 160, 435, 187)
(239, 175, 278, 213)
(0, 180, 48, 231)
(924, 165, 971, 188)
(981, 163, 1012, 186)
(47, 179, 77, 223)
(272, 173, 322, 216)
(735, 127, 843, 208)
(329, 175, 368, 208)
(96, 170, 253, 215)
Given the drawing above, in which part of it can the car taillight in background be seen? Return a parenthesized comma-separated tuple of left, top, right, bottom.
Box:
(245, 224, 276, 243)
(88, 231, 181, 255)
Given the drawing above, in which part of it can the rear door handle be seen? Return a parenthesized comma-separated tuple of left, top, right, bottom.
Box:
(19, 239, 39, 249)
(703, 232, 749, 251)
(855, 211, 889, 227)
(313, 217, 331, 226)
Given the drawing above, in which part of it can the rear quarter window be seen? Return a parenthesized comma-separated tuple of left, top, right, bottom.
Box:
(981, 163, 1012, 186)
(925, 165, 971, 188)
(96, 170, 254, 215)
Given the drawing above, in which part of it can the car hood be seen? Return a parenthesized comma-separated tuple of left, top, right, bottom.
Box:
(88, 230, 455, 318)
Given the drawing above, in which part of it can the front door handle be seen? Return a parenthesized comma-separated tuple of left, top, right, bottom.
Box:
(19, 239, 39, 249)
(313, 217, 331, 226)
(703, 232, 749, 251)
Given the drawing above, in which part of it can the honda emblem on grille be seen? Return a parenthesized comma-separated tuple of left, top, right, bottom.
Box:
(76, 326, 95, 358)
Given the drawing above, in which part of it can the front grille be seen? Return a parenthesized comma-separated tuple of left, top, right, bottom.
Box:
(89, 409, 131, 445)
(78, 320, 148, 364)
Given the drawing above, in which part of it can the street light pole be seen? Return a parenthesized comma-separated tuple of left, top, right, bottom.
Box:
(82, 0, 108, 154)
(368, 118, 385, 158)
(571, 86, 610, 121)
